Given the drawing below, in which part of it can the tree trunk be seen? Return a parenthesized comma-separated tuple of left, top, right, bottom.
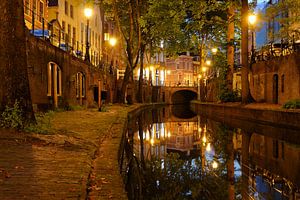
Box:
(226, 3, 235, 91)
(227, 131, 235, 200)
(137, 44, 145, 103)
(241, 0, 252, 104)
(0, 0, 35, 125)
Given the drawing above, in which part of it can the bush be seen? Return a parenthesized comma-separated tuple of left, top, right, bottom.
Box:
(0, 101, 24, 129)
(24, 111, 54, 134)
(282, 99, 300, 109)
(218, 86, 241, 102)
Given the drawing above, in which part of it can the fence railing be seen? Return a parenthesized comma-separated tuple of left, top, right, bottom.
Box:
(250, 38, 300, 64)
(23, 4, 102, 67)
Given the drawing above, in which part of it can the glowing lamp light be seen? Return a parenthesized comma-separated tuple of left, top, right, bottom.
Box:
(109, 37, 117, 47)
(212, 48, 218, 54)
(150, 138, 154, 145)
(202, 67, 207, 72)
(212, 161, 218, 169)
(198, 74, 202, 79)
(206, 143, 211, 152)
(167, 70, 171, 75)
(206, 60, 212, 66)
(248, 14, 257, 25)
(202, 135, 207, 144)
(84, 8, 93, 18)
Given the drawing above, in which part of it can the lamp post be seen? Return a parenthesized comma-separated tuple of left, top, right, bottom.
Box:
(108, 37, 117, 74)
(248, 14, 256, 63)
(84, 7, 92, 62)
(198, 74, 202, 101)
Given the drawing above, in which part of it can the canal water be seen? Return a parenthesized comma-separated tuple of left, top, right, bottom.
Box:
(120, 105, 300, 200)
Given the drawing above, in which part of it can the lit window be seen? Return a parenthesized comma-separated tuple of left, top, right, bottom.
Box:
(76, 72, 86, 98)
(47, 62, 62, 97)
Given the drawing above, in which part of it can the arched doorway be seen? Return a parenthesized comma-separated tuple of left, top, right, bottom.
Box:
(272, 74, 278, 104)
(47, 62, 62, 108)
(76, 72, 86, 105)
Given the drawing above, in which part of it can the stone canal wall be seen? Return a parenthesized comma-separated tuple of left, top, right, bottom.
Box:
(190, 101, 300, 130)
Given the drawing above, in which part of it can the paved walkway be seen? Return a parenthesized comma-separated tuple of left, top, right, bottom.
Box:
(0, 104, 139, 200)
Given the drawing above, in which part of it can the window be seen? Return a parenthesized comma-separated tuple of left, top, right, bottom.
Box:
(39, 1, 44, 22)
(72, 27, 76, 48)
(33, 0, 37, 14)
(70, 5, 74, 18)
(272, 139, 279, 159)
(62, 21, 66, 40)
(65, 1, 68, 15)
(47, 62, 62, 97)
(281, 74, 285, 93)
(67, 24, 71, 44)
(24, 0, 30, 15)
(80, 23, 84, 44)
(76, 72, 86, 98)
(91, 31, 94, 46)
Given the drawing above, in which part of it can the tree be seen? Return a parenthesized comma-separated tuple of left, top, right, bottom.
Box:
(103, 0, 142, 103)
(226, 1, 236, 91)
(265, 0, 300, 42)
(241, 0, 253, 104)
(0, 0, 35, 127)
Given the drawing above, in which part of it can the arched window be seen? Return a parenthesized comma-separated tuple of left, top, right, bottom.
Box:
(281, 74, 285, 93)
(47, 62, 62, 97)
(76, 72, 86, 98)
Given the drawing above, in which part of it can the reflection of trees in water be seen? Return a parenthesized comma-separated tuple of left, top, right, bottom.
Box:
(124, 107, 244, 200)
(142, 153, 229, 200)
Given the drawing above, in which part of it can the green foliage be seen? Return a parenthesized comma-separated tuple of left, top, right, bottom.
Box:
(25, 111, 54, 134)
(0, 101, 24, 129)
(142, 152, 228, 199)
(282, 99, 300, 109)
(65, 105, 84, 111)
(218, 85, 241, 102)
(99, 104, 109, 112)
(265, 0, 300, 41)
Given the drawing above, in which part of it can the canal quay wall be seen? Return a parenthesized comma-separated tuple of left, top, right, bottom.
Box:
(190, 101, 300, 143)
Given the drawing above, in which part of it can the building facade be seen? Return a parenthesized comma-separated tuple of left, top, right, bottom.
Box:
(24, 0, 48, 30)
(47, 0, 103, 66)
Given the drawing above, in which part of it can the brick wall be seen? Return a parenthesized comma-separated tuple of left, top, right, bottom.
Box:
(26, 34, 103, 110)
(251, 52, 300, 104)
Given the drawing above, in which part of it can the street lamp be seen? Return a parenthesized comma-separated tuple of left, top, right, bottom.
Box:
(108, 37, 117, 74)
(109, 37, 117, 47)
(205, 60, 212, 66)
(212, 48, 218, 55)
(84, 7, 93, 62)
(248, 14, 257, 63)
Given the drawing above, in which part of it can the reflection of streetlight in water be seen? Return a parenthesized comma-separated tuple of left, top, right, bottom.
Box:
(206, 143, 211, 152)
(212, 161, 218, 169)
(150, 138, 154, 145)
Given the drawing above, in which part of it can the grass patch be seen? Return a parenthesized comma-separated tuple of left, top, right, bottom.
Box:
(25, 111, 55, 134)
(282, 99, 300, 109)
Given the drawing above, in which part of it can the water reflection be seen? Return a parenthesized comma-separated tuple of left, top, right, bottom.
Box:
(121, 106, 300, 200)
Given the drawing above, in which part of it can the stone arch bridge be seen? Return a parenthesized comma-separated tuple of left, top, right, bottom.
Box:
(153, 86, 199, 104)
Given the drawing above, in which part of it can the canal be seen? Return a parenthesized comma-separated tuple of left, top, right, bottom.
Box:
(119, 105, 300, 200)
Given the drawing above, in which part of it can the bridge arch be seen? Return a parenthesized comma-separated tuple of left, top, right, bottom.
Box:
(171, 89, 197, 104)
